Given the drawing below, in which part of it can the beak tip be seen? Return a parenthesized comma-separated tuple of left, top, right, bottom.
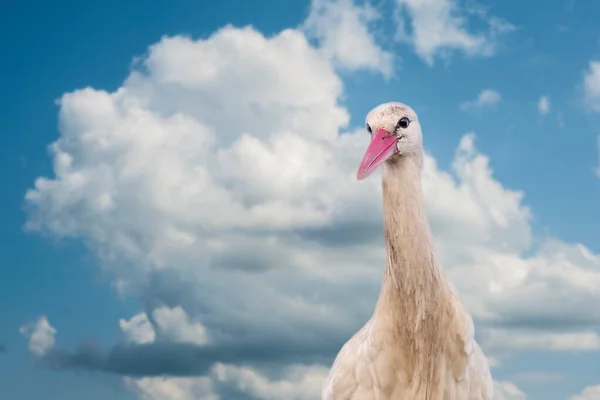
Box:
(355, 128, 398, 183)
(357, 169, 372, 181)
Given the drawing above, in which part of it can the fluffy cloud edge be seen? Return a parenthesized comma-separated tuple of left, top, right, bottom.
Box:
(394, 0, 515, 65)
(460, 89, 501, 111)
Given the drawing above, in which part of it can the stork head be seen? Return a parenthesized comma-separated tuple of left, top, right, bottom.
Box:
(357, 102, 423, 180)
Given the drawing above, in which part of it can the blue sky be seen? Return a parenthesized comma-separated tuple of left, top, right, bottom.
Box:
(2, 0, 600, 399)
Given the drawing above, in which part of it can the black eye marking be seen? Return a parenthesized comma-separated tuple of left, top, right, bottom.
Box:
(397, 117, 410, 129)
(366, 124, 372, 134)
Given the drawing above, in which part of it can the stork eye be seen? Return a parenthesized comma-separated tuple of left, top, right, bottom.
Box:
(366, 124, 372, 134)
(397, 117, 410, 129)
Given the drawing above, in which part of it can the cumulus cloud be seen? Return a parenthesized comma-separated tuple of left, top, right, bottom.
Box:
(570, 385, 600, 400)
(26, 27, 600, 359)
(460, 89, 501, 111)
(21, 4, 600, 400)
(583, 61, 600, 111)
(126, 375, 217, 400)
(120, 306, 208, 346)
(20, 316, 56, 357)
(120, 313, 156, 345)
(303, 0, 393, 77)
(394, 0, 515, 65)
(538, 96, 550, 115)
(125, 363, 328, 400)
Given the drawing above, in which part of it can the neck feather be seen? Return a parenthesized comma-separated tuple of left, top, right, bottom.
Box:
(373, 155, 461, 399)
(375, 155, 444, 311)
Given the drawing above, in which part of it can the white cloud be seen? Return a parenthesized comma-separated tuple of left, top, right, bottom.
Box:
(22, 8, 600, 400)
(395, 0, 514, 65)
(120, 306, 208, 346)
(538, 96, 550, 115)
(19, 316, 56, 357)
(482, 328, 600, 352)
(494, 380, 527, 400)
(583, 61, 600, 111)
(125, 375, 217, 400)
(211, 363, 328, 399)
(153, 306, 209, 345)
(460, 89, 502, 111)
(120, 312, 156, 344)
(126, 363, 328, 400)
(303, 0, 393, 77)
(570, 385, 600, 400)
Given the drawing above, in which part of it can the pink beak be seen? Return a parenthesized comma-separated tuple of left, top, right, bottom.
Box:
(356, 128, 399, 180)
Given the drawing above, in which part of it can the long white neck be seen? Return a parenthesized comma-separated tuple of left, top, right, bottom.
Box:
(373, 154, 461, 399)
(375, 155, 444, 313)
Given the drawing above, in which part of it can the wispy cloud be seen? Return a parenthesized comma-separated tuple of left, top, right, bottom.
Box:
(394, 0, 515, 65)
(583, 61, 600, 111)
(303, 0, 393, 77)
(538, 96, 550, 115)
(460, 89, 501, 111)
